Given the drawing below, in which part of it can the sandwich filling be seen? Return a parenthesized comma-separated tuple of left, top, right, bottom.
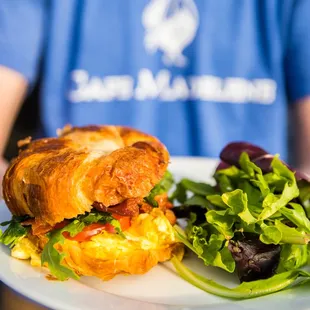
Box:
(0, 171, 183, 281)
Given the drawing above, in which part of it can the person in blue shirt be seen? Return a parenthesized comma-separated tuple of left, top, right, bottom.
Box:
(1, 0, 310, 178)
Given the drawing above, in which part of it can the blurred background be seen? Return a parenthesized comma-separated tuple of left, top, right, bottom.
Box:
(4, 80, 40, 161)
(1, 0, 310, 309)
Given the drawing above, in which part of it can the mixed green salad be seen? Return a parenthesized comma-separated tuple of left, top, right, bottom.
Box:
(170, 142, 310, 299)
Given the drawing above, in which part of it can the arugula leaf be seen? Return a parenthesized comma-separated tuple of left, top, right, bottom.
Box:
(41, 210, 123, 281)
(41, 221, 83, 281)
(76, 211, 124, 237)
(171, 256, 310, 299)
(145, 171, 174, 207)
(0, 216, 30, 248)
(76, 211, 114, 225)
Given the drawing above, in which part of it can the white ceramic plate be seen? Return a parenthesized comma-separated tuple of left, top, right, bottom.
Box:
(1, 157, 310, 310)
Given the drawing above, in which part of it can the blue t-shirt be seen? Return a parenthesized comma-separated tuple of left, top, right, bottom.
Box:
(1, 0, 310, 161)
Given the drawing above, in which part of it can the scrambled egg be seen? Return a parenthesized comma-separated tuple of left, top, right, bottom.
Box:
(11, 237, 41, 267)
(12, 209, 183, 280)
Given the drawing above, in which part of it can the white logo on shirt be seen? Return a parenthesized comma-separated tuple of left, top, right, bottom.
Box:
(142, 0, 199, 67)
(68, 1, 278, 105)
(69, 69, 277, 104)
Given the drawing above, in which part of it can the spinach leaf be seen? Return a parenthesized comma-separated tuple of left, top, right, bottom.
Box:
(181, 179, 216, 196)
(184, 195, 210, 209)
(170, 182, 187, 203)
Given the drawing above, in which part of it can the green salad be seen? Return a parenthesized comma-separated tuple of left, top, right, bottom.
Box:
(170, 142, 310, 299)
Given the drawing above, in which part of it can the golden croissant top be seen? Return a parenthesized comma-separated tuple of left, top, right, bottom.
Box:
(2, 125, 169, 227)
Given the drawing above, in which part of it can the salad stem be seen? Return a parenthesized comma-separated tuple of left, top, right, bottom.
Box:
(171, 256, 302, 299)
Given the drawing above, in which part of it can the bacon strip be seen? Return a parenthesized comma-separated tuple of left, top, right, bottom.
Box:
(92, 198, 141, 217)
(31, 221, 53, 235)
(22, 218, 68, 235)
(21, 218, 35, 226)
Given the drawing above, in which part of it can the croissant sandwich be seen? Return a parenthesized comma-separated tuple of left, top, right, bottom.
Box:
(0, 125, 183, 281)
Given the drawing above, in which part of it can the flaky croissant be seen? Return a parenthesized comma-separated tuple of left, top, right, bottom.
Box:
(2, 125, 169, 228)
